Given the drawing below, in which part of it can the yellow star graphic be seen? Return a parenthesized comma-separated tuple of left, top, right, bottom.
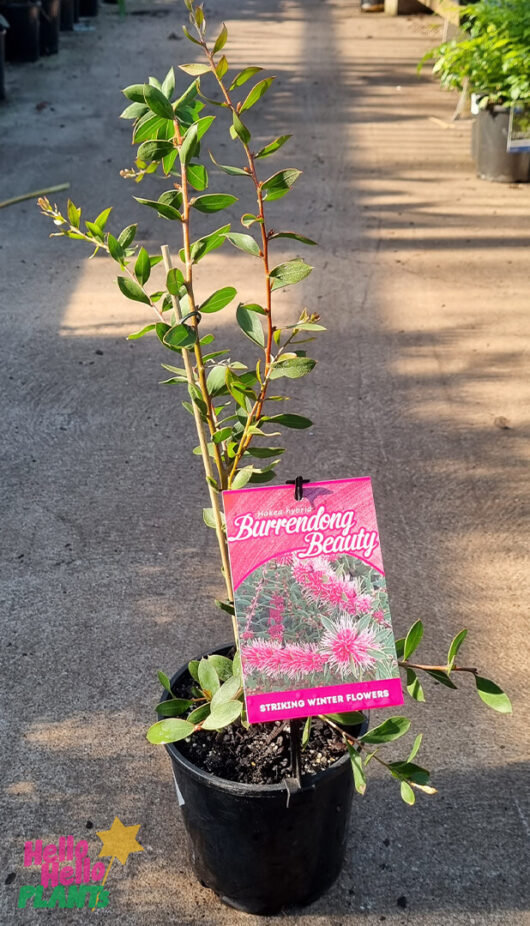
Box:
(96, 816, 144, 866)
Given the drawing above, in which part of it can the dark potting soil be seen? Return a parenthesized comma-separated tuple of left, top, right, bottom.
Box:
(177, 717, 348, 785)
(172, 666, 349, 783)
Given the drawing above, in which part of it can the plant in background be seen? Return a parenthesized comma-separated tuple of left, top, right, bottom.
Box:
(419, 0, 530, 107)
(39, 0, 511, 807)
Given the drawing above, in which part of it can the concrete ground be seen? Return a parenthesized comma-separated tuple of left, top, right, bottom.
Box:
(1, 0, 529, 923)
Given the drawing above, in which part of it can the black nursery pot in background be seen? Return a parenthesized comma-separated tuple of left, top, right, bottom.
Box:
(39, 0, 59, 54)
(79, 0, 97, 16)
(0, 0, 40, 62)
(0, 20, 6, 100)
(474, 105, 530, 183)
(163, 647, 360, 916)
(59, 0, 73, 30)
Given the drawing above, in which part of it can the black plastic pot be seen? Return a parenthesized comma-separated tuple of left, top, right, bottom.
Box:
(0, 0, 40, 62)
(0, 24, 6, 101)
(474, 105, 530, 183)
(163, 645, 361, 915)
(79, 0, 97, 15)
(39, 0, 58, 53)
(59, 0, 73, 29)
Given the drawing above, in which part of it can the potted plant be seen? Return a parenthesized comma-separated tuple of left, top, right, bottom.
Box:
(39, 0, 512, 914)
(0, 0, 41, 62)
(420, 0, 530, 181)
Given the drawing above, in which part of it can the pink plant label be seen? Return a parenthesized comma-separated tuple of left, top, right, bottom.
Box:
(223, 477, 404, 723)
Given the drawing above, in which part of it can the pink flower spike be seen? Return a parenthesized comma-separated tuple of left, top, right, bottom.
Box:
(320, 614, 381, 679)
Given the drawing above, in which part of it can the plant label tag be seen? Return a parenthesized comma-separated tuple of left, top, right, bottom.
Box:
(223, 477, 404, 724)
(172, 769, 185, 807)
(507, 105, 530, 153)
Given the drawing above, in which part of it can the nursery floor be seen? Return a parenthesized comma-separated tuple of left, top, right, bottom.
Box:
(1, 0, 529, 924)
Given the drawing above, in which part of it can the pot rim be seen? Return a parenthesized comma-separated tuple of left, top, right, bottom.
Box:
(163, 642, 355, 796)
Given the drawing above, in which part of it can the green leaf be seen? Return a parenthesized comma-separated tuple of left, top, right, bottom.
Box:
(408, 733, 423, 762)
(128, 324, 156, 341)
(406, 668, 425, 702)
(240, 77, 275, 113)
(94, 207, 112, 230)
(187, 163, 208, 191)
(137, 139, 175, 162)
(179, 62, 211, 76)
(198, 659, 220, 698)
(360, 716, 411, 745)
(209, 151, 249, 176)
(269, 357, 316, 380)
(189, 223, 230, 263)
(192, 194, 238, 214)
(255, 134, 292, 158)
(122, 83, 146, 103)
(202, 507, 217, 529)
(182, 24, 202, 45)
(120, 101, 148, 120)
(232, 466, 254, 489)
(134, 247, 151, 286)
(108, 234, 125, 264)
(347, 745, 367, 796)
(67, 199, 81, 228)
(211, 675, 241, 708)
(448, 629, 468, 669)
(166, 267, 185, 295)
(302, 716, 311, 749)
(213, 426, 232, 443)
(236, 305, 265, 347)
(188, 660, 200, 683)
(389, 761, 430, 786)
(262, 413, 312, 429)
(475, 676, 512, 714)
(146, 718, 195, 744)
(424, 669, 458, 690)
(245, 446, 284, 459)
(269, 231, 317, 246)
(400, 780, 415, 806)
(163, 324, 197, 350)
(231, 112, 250, 145)
(143, 83, 175, 120)
(261, 168, 301, 202)
(194, 115, 215, 143)
(269, 258, 313, 290)
(161, 66, 175, 99)
(212, 22, 228, 54)
(229, 66, 263, 90)
(134, 197, 182, 222)
(200, 286, 237, 314)
(187, 704, 210, 724)
(118, 224, 137, 249)
(207, 655, 234, 681)
(226, 233, 260, 256)
(206, 366, 229, 397)
(202, 699, 243, 730)
(179, 123, 198, 167)
(326, 711, 365, 727)
(214, 598, 235, 616)
(403, 620, 423, 661)
(394, 637, 405, 660)
(155, 698, 193, 716)
(133, 112, 167, 144)
(216, 55, 228, 79)
(157, 670, 172, 693)
(117, 277, 150, 305)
